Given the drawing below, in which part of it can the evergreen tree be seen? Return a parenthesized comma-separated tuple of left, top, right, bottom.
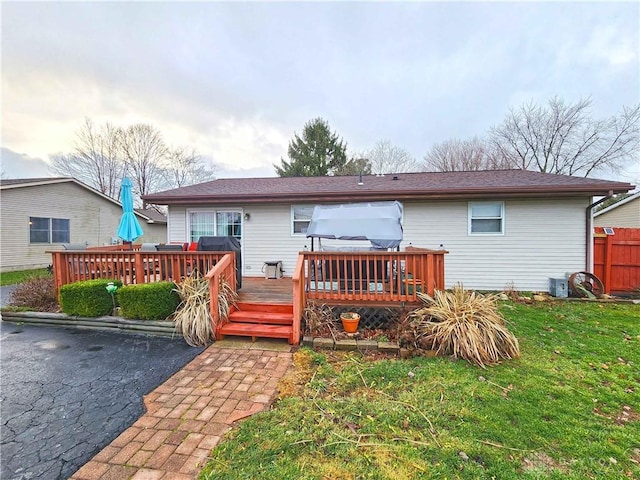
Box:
(275, 118, 348, 177)
(333, 157, 372, 176)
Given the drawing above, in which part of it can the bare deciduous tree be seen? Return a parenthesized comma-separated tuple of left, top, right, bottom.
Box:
(423, 136, 511, 172)
(52, 119, 217, 208)
(489, 97, 640, 177)
(365, 140, 419, 174)
(50, 118, 125, 197)
(119, 124, 169, 207)
(164, 147, 217, 187)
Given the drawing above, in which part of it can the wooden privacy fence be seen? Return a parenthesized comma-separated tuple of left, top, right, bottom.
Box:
(593, 227, 640, 295)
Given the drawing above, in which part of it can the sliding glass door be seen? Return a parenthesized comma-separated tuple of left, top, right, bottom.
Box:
(216, 211, 242, 243)
(188, 210, 242, 245)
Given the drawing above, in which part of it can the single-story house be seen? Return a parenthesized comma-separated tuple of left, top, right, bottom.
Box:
(594, 191, 640, 228)
(142, 170, 634, 292)
(0, 177, 167, 272)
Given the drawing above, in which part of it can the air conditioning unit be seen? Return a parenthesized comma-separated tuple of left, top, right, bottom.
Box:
(549, 278, 568, 298)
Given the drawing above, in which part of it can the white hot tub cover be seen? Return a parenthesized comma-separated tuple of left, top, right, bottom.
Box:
(306, 201, 403, 249)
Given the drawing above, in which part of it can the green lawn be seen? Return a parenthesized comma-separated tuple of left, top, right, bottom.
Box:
(0, 268, 50, 286)
(200, 301, 640, 479)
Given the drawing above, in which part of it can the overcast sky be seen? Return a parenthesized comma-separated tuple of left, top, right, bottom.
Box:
(1, 1, 639, 185)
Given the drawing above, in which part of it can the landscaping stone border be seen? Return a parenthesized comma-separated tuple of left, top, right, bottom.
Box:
(0, 311, 178, 338)
(302, 335, 400, 354)
(1, 312, 402, 352)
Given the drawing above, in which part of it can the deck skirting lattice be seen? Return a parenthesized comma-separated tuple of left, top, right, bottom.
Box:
(330, 305, 406, 330)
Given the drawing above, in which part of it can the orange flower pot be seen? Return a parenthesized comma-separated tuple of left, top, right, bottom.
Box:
(340, 312, 360, 333)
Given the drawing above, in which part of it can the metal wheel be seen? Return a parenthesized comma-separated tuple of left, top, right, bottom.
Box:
(568, 271, 604, 298)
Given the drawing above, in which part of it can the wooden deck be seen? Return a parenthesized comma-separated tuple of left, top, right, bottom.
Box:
(50, 247, 447, 346)
(239, 277, 293, 303)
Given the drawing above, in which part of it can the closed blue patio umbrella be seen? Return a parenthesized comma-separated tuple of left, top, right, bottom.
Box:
(117, 177, 143, 246)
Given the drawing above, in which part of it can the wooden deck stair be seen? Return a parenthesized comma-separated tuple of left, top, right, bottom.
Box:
(217, 302, 295, 343)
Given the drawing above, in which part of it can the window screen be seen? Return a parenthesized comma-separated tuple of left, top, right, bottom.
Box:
(292, 206, 314, 235)
(469, 202, 504, 234)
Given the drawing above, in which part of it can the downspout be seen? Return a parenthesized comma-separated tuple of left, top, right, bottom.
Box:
(585, 190, 614, 272)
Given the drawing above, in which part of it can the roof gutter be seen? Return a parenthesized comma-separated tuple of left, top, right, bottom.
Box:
(585, 191, 614, 275)
(143, 185, 632, 205)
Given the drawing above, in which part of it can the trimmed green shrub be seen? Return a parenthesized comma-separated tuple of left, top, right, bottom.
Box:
(59, 279, 123, 317)
(117, 282, 180, 321)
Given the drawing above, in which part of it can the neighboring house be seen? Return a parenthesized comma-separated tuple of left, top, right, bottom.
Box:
(594, 192, 640, 228)
(0, 177, 167, 272)
(135, 206, 169, 230)
(143, 170, 633, 292)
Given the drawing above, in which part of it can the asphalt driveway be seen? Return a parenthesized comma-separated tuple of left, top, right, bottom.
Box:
(0, 321, 204, 480)
(1, 284, 18, 307)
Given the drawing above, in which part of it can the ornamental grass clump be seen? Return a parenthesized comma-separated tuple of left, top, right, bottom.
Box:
(173, 272, 212, 346)
(408, 284, 520, 368)
(173, 271, 238, 347)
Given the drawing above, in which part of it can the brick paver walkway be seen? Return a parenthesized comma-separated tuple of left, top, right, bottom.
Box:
(70, 343, 293, 480)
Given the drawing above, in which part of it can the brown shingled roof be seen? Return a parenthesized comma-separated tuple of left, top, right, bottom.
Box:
(135, 207, 167, 224)
(142, 170, 634, 205)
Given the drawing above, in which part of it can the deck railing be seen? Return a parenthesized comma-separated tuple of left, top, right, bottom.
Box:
(291, 254, 305, 344)
(50, 249, 230, 292)
(297, 248, 447, 304)
(205, 253, 236, 338)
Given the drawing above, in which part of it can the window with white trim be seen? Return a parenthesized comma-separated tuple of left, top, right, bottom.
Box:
(468, 202, 504, 235)
(29, 217, 70, 244)
(189, 211, 215, 242)
(291, 205, 314, 236)
(216, 211, 242, 240)
(188, 210, 243, 244)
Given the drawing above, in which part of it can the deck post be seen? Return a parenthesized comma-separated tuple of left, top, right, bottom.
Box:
(291, 254, 305, 345)
(603, 233, 613, 294)
(134, 252, 144, 285)
(426, 253, 435, 295)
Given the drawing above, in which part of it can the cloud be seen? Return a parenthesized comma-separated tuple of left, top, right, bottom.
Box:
(1, 1, 638, 176)
(1, 148, 54, 179)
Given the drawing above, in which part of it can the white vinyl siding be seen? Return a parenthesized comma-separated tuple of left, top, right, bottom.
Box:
(403, 198, 588, 292)
(167, 197, 589, 292)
